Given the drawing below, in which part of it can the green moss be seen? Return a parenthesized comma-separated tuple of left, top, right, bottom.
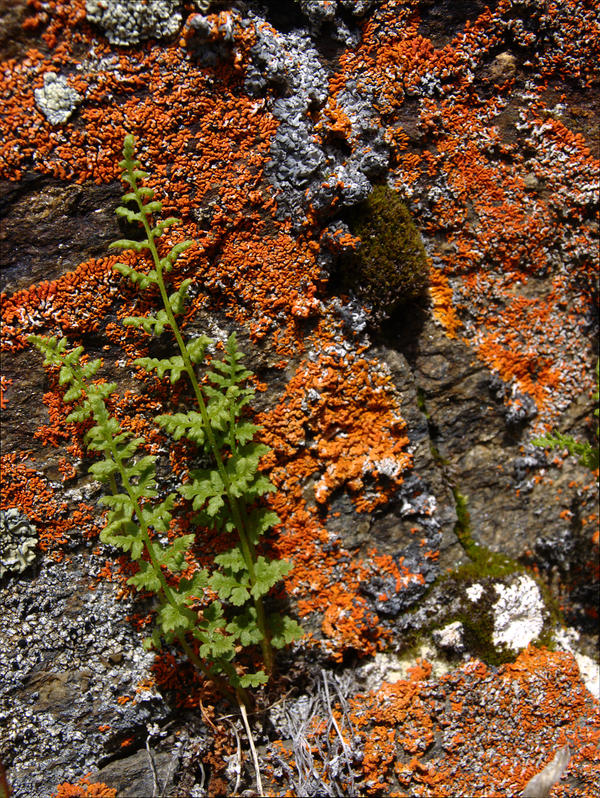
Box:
(411, 387, 564, 665)
(342, 185, 429, 320)
(451, 488, 519, 580)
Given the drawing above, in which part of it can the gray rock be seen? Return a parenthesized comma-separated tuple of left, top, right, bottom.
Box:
(91, 748, 179, 797)
(0, 554, 169, 795)
(339, 0, 380, 16)
(0, 177, 121, 296)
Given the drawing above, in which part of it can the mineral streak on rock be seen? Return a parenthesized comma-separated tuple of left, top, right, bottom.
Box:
(522, 745, 571, 798)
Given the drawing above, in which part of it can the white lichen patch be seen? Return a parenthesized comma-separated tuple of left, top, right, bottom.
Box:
(466, 582, 484, 602)
(0, 508, 38, 577)
(491, 575, 545, 652)
(355, 644, 455, 694)
(34, 73, 82, 125)
(85, 0, 182, 46)
(433, 621, 465, 653)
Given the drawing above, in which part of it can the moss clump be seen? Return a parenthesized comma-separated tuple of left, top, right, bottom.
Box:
(342, 185, 429, 321)
(451, 487, 519, 579)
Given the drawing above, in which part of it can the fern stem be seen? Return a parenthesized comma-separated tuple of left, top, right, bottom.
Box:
(177, 634, 249, 709)
(137, 204, 274, 674)
(75, 371, 250, 700)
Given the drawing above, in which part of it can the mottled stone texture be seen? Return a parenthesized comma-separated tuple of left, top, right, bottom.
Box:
(1, 0, 598, 795)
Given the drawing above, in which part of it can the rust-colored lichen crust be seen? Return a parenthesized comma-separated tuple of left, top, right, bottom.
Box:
(0, 0, 598, 793)
(268, 647, 600, 797)
(325, 0, 598, 432)
(53, 775, 117, 798)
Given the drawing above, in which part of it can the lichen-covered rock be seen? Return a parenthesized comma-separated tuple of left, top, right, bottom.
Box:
(34, 73, 82, 126)
(489, 574, 545, 652)
(0, 0, 598, 793)
(397, 568, 555, 666)
(268, 647, 599, 797)
(0, 552, 169, 794)
(0, 509, 37, 578)
(85, 0, 182, 45)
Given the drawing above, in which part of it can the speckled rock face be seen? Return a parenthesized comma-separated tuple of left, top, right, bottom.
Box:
(0, 0, 598, 795)
(0, 553, 170, 795)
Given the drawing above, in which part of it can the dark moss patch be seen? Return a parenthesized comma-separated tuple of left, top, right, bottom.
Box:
(340, 186, 429, 323)
(451, 487, 519, 579)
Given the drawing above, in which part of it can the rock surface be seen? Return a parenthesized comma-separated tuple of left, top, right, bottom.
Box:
(0, 0, 598, 796)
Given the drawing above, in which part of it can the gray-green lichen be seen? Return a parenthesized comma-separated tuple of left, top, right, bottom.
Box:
(85, 0, 183, 46)
(0, 509, 38, 578)
(34, 73, 83, 126)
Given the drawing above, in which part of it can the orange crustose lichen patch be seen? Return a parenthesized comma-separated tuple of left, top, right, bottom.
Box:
(260, 320, 411, 513)
(53, 775, 117, 798)
(316, 0, 598, 430)
(0, 375, 12, 409)
(1, 451, 96, 556)
(278, 646, 599, 796)
(254, 319, 419, 658)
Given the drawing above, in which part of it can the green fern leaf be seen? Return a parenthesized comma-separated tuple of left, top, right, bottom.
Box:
(134, 355, 186, 383)
(109, 238, 149, 252)
(226, 608, 263, 647)
(115, 206, 144, 224)
(157, 603, 197, 635)
(187, 336, 212, 364)
(209, 570, 250, 605)
(88, 459, 119, 482)
(213, 548, 247, 574)
(155, 411, 206, 445)
(140, 495, 176, 533)
(251, 556, 291, 599)
(158, 534, 195, 572)
(239, 671, 269, 688)
(63, 385, 83, 403)
(269, 614, 303, 649)
(128, 560, 162, 592)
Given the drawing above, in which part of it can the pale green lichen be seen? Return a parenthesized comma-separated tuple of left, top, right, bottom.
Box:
(0, 508, 38, 578)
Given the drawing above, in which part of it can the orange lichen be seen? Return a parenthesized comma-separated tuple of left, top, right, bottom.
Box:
(261, 320, 411, 513)
(427, 268, 462, 339)
(277, 647, 599, 797)
(0, 451, 96, 555)
(1, 258, 119, 353)
(0, 375, 12, 409)
(0, 0, 596, 715)
(318, 0, 598, 431)
(53, 775, 116, 798)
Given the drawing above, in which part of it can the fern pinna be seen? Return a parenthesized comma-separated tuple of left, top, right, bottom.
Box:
(30, 134, 301, 707)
